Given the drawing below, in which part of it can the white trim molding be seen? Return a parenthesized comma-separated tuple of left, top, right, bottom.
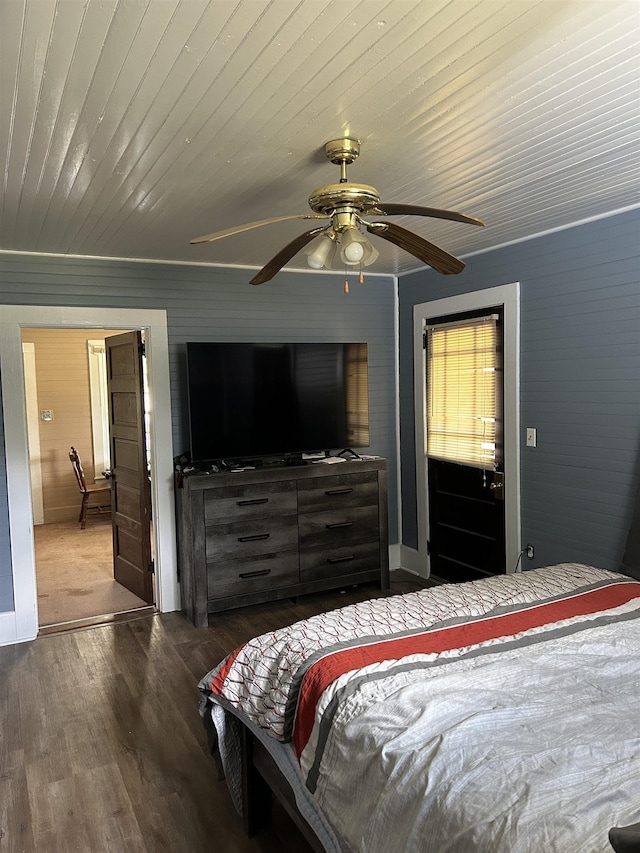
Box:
(0, 306, 179, 646)
(412, 283, 521, 579)
(22, 342, 44, 525)
(87, 339, 110, 479)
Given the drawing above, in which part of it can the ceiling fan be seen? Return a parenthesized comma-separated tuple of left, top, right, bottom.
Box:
(190, 138, 485, 288)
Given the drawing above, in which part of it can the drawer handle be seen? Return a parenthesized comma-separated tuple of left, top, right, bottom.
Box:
(325, 487, 354, 496)
(239, 568, 272, 579)
(237, 498, 269, 506)
(326, 521, 355, 530)
(237, 533, 271, 542)
(327, 554, 355, 564)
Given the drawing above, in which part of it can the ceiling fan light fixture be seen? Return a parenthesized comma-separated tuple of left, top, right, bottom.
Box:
(361, 238, 379, 267)
(305, 230, 337, 269)
(340, 226, 371, 265)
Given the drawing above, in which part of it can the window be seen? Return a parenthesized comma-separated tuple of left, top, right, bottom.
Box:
(87, 339, 110, 478)
(345, 341, 369, 446)
(426, 314, 501, 469)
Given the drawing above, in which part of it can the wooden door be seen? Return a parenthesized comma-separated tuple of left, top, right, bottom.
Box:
(106, 331, 154, 603)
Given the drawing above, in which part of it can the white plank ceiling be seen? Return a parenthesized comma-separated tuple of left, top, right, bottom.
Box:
(1, 0, 639, 277)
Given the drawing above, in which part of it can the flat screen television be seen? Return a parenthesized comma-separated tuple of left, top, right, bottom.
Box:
(186, 342, 370, 463)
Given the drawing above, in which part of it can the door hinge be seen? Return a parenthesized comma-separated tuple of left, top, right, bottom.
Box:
(426, 540, 431, 555)
(423, 331, 427, 350)
(140, 340, 146, 357)
(148, 560, 155, 575)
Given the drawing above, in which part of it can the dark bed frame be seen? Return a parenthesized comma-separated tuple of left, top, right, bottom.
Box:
(203, 704, 327, 852)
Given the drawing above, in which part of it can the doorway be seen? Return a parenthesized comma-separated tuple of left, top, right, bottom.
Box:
(0, 305, 178, 647)
(425, 310, 505, 582)
(413, 283, 521, 577)
(22, 327, 153, 630)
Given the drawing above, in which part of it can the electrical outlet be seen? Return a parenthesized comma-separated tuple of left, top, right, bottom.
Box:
(526, 544, 535, 559)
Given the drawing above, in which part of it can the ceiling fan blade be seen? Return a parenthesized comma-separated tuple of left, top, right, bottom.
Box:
(190, 213, 329, 245)
(367, 203, 484, 228)
(366, 221, 465, 275)
(250, 226, 327, 285)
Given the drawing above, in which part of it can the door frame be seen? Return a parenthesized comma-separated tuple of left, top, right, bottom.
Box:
(22, 342, 45, 525)
(87, 338, 111, 479)
(413, 283, 521, 576)
(0, 305, 178, 645)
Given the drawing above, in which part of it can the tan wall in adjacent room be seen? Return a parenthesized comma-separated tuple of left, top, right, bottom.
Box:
(22, 328, 125, 523)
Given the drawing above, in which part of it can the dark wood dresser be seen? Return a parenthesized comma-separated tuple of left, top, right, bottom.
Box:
(176, 458, 389, 627)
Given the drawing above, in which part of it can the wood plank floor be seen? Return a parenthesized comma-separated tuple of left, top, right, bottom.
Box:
(34, 519, 147, 628)
(0, 571, 429, 852)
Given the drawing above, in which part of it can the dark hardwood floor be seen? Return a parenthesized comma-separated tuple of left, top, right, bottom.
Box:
(0, 571, 429, 852)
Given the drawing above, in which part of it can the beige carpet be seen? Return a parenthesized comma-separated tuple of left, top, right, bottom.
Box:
(34, 518, 149, 627)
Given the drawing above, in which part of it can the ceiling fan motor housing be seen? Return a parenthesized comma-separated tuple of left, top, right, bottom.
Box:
(324, 137, 361, 165)
(309, 137, 380, 219)
(308, 182, 381, 216)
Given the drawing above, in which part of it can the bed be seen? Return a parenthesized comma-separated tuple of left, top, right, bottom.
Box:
(198, 563, 640, 852)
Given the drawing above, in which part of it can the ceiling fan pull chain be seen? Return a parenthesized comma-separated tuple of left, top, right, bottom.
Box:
(359, 268, 364, 284)
(344, 278, 350, 294)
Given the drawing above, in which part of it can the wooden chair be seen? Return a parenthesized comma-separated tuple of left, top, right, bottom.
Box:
(69, 446, 111, 529)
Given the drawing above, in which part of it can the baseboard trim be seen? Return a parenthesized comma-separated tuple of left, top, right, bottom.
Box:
(0, 609, 37, 647)
(44, 507, 85, 525)
(388, 543, 402, 571)
(0, 610, 15, 646)
(399, 544, 429, 579)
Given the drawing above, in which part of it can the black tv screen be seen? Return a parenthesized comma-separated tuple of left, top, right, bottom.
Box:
(186, 342, 369, 463)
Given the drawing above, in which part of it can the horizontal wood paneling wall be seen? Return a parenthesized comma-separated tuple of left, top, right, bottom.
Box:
(0, 259, 397, 612)
(399, 208, 640, 572)
(21, 328, 123, 523)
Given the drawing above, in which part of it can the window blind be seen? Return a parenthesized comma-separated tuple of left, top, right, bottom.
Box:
(346, 342, 369, 445)
(426, 315, 498, 469)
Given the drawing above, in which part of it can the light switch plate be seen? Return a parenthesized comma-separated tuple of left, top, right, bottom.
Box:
(526, 427, 537, 447)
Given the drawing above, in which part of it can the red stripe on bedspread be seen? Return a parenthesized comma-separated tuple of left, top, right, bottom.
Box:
(209, 644, 246, 695)
(293, 582, 640, 757)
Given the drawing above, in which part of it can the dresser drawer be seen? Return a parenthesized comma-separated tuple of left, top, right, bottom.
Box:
(297, 470, 378, 513)
(204, 479, 296, 523)
(298, 504, 379, 550)
(300, 541, 380, 582)
(208, 552, 299, 598)
(206, 515, 299, 561)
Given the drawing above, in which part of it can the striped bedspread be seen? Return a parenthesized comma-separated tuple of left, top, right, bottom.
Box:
(200, 564, 640, 852)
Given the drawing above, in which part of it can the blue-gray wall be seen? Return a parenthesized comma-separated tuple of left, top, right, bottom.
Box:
(399, 208, 640, 571)
(2, 208, 638, 614)
(0, 255, 397, 612)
